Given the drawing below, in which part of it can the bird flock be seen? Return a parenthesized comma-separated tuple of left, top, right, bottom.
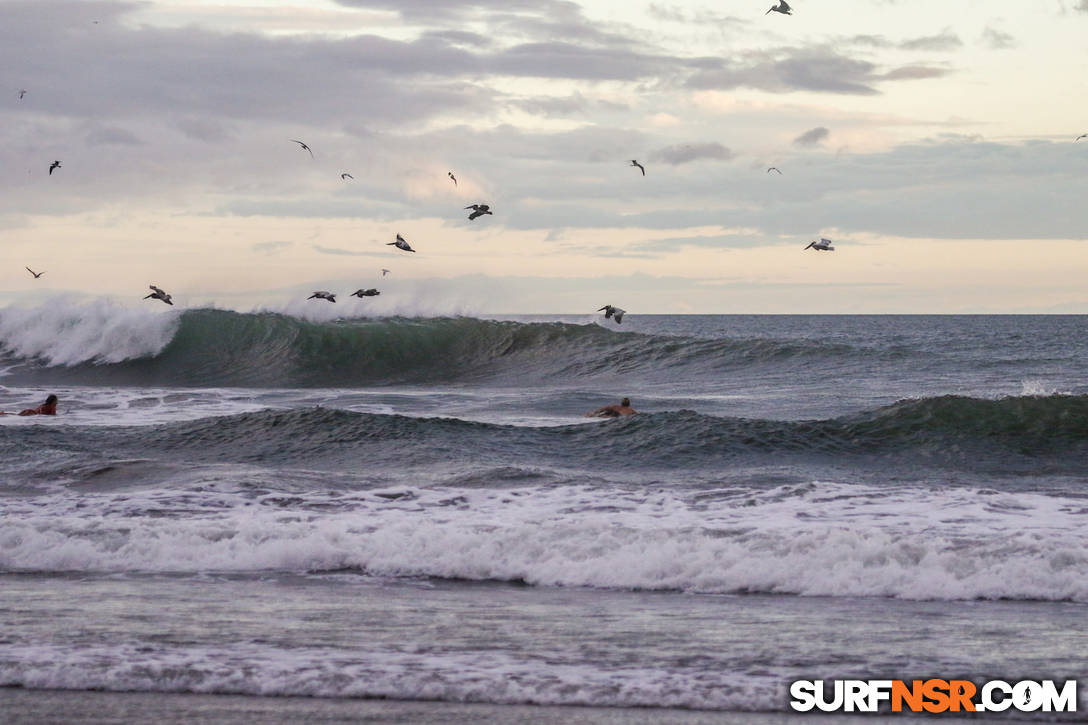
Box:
(14, 6, 1088, 325)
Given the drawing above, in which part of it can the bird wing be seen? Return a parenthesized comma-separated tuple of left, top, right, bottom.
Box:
(149, 285, 164, 295)
(613, 309, 625, 324)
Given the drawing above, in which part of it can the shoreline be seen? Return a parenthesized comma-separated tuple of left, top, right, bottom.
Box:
(0, 688, 985, 725)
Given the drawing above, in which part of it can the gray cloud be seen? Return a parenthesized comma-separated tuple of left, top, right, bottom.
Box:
(312, 244, 385, 257)
(84, 126, 142, 146)
(899, 31, 962, 51)
(650, 142, 735, 165)
(510, 92, 628, 117)
(980, 27, 1016, 50)
(879, 65, 949, 81)
(793, 127, 830, 147)
(252, 241, 293, 255)
(685, 47, 949, 96)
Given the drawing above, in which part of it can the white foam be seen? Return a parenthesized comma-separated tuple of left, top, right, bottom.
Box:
(0, 297, 179, 367)
(3, 482, 1087, 602)
(0, 642, 778, 710)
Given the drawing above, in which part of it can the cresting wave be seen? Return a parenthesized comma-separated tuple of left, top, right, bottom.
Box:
(3, 481, 1087, 602)
(0, 303, 893, 387)
(4, 396, 1087, 473)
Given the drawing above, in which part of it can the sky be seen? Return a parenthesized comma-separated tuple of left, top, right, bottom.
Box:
(1, 0, 1087, 313)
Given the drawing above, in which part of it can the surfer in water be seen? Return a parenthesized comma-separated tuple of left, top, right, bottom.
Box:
(0, 393, 58, 416)
(586, 397, 637, 418)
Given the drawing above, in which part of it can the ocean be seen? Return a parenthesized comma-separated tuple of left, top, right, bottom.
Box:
(1, 304, 1086, 723)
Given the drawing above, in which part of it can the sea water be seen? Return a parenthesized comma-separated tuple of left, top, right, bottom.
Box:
(1, 304, 1086, 720)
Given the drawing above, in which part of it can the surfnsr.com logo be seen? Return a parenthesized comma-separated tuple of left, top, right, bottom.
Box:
(790, 679, 1078, 713)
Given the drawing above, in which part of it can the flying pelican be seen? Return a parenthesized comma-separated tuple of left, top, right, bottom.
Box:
(448, 171, 457, 186)
(307, 291, 336, 302)
(381, 268, 390, 276)
(804, 238, 835, 251)
(144, 285, 173, 305)
(388, 233, 416, 252)
(465, 203, 492, 220)
(598, 305, 626, 324)
(766, 0, 792, 15)
(25, 267, 43, 279)
(630, 159, 645, 176)
(289, 139, 313, 158)
(767, 167, 782, 174)
(18, 89, 26, 99)
(1076, 134, 1087, 142)
(341, 173, 353, 180)
(351, 288, 380, 298)
(48, 160, 61, 175)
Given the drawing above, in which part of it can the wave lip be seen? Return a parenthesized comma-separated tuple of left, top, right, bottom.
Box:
(0, 298, 179, 367)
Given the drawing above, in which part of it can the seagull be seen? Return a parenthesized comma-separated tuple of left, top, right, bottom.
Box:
(307, 291, 336, 302)
(48, 160, 61, 175)
(381, 268, 390, 276)
(350, 288, 380, 298)
(448, 171, 457, 186)
(767, 167, 782, 174)
(630, 159, 645, 176)
(1076, 134, 1087, 142)
(465, 203, 492, 220)
(388, 233, 416, 252)
(289, 139, 313, 158)
(341, 173, 354, 180)
(18, 89, 26, 99)
(766, 0, 792, 15)
(26, 267, 43, 279)
(804, 238, 835, 251)
(597, 305, 626, 324)
(144, 285, 173, 305)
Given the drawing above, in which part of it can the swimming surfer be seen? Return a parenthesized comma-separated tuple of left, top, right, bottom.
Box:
(586, 397, 637, 418)
(0, 393, 58, 416)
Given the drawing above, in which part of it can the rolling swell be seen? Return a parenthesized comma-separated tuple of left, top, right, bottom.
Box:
(5, 395, 1088, 478)
(0, 307, 901, 387)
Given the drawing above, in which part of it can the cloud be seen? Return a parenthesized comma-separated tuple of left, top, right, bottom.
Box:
(793, 127, 830, 147)
(252, 241, 292, 255)
(650, 142, 735, 165)
(685, 46, 949, 96)
(980, 27, 1016, 50)
(899, 31, 962, 51)
(879, 65, 949, 81)
(312, 244, 384, 257)
(84, 126, 142, 146)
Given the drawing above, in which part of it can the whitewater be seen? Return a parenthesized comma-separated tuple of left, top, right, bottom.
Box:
(1, 301, 1086, 722)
